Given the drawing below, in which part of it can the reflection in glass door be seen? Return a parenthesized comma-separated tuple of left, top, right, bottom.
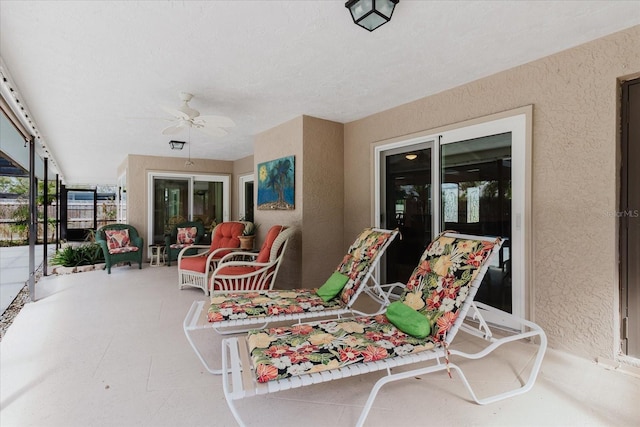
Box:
(193, 180, 223, 232)
(149, 173, 230, 247)
(382, 146, 432, 285)
(441, 133, 512, 312)
(153, 178, 189, 244)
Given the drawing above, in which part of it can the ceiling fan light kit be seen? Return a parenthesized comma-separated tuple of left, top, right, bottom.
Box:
(169, 140, 185, 150)
(345, 0, 399, 32)
(160, 92, 235, 137)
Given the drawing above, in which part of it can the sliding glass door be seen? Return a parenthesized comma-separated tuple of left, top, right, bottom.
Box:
(376, 113, 528, 325)
(380, 143, 433, 285)
(148, 172, 230, 246)
(441, 133, 512, 312)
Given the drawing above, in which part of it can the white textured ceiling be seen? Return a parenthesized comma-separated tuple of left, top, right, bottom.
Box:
(1, 1, 639, 185)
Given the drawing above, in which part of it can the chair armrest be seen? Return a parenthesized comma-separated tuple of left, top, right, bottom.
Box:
(177, 244, 212, 262)
(132, 236, 143, 248)
(217, 250, 259, 264)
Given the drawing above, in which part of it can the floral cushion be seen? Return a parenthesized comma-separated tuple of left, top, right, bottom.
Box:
(208, 290, 343, 323)
(248, 233, 500, 384)
(109, 246, 139, 255)
(104, 229, 130, 251)
(398, 234, 497, 341)
(170, 243, 192, 250)
(336, 228, 395, 305)
(248, 315, 436, 383)
(177, 226, 198, 245)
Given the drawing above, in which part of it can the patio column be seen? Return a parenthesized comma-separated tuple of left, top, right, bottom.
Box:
(28, 136, 36, 301)
(43, 157, 48, 276)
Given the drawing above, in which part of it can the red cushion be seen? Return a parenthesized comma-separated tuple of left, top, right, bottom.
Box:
(210, 222, 245, 251)
(256, 226, 285, 263)
(179, 255, 208, 273)
(217, 266, 257, 276)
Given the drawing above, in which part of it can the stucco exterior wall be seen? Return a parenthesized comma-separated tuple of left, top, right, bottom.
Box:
(343, 26, 640, 360)
(253, 116, 344, 289)
(124, 154, 234, 257)
(254, 117, 303, 288)
(302, 116, 344, 288)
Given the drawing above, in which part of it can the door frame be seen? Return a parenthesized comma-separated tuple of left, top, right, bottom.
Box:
(239, 173, 255, 220)
(147, 171, 230, 253)
(373, 107, 533, 324)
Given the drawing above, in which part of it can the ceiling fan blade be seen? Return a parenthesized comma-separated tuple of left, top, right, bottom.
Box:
(196, 126, 228, 138)
(161, 124, 185, 135)
(195, 115, 235, 128)
(160, 105, 190, 121)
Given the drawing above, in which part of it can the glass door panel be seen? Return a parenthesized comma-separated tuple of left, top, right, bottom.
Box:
(382, 147, 432, 285)
(193, 180, 223, 232)
(440, 132, 512, 312)
(153, 178, 189, 244)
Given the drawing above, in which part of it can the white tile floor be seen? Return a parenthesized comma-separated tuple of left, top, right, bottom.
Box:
(1, 263, 639, 427)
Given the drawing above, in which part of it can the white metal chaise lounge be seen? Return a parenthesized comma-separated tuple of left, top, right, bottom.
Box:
(183, 227, 399, 373)
(221, 232, 547, 427)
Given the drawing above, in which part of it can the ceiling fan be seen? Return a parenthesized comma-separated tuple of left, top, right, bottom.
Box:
(161, 92, 235, 138)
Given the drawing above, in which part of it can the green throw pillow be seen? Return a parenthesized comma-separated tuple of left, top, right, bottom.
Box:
(385, 301, 431, 338)
(317, 272, 350, 302)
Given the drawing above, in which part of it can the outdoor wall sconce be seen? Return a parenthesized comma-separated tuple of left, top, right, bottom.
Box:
(169, 140, 185, 150)
(345, 0, 399, 32)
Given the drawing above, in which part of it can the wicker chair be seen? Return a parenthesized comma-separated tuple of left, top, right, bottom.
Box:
(95, 224, 144, 274)
(164, 221, 206, 266)
(178, 221, 246, 295)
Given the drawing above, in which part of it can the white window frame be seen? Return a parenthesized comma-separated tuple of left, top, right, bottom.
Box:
(374, 111, 530, 326)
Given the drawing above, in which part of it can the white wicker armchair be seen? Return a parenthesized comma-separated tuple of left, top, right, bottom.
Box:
(208, 225, 295, 293)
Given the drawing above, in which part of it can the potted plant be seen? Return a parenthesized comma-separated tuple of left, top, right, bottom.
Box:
(238, 221, 258, 250)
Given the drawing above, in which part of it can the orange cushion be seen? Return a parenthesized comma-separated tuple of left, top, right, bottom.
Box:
(179, 255, 208, 273)
(210, 222, 245, 251)
(256, 226, 284, 263)
(217, 266, 257, 276)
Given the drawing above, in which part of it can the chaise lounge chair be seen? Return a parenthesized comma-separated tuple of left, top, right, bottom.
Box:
(183, 227, 400, 373)
(220, 232, 547, 427)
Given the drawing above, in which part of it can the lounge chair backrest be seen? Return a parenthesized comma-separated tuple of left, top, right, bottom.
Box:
(336, 228, 398, 305)
(398, 231, 502, 344)
(210, 222, 245, 252)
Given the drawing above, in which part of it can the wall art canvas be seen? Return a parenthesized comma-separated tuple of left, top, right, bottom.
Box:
(257, 155, 295, 210)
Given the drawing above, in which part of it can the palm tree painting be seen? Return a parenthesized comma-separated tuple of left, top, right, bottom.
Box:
(257, 156, 295, 210)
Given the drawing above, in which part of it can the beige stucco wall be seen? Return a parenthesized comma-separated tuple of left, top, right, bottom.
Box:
(343, 26, 640, 360)
(253, 115, 344, 289)
(302, 116, 344, 288)
(124, 154, 234, 257)
(254, 117, 304, 287)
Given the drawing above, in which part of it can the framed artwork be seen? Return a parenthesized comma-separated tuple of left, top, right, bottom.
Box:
(257, 155, 295, 210)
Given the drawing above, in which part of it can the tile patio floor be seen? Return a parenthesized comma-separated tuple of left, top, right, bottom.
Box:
(1, 263, 639, 426)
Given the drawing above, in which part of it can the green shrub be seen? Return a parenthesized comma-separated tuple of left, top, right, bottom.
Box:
(51, 243, 105, 267)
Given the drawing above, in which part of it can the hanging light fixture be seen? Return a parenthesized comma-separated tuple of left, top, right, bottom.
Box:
(345, 0, 399, 32)
(169, 140, 185, 150)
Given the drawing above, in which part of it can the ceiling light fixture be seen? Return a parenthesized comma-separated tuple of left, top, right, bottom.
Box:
(169, 140, 185, 150)
(405, 153, 417, 160)
(345, 0, 399, 32)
